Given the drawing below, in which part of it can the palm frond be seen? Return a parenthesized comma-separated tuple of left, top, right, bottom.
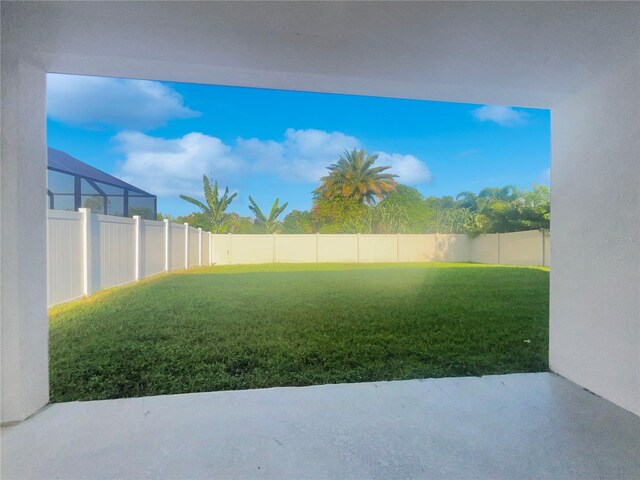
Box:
(248, 196, 268, 224)
(180, 175, 236, 232)
(315, 148, 398, 205)
(179, 195, 210, 214)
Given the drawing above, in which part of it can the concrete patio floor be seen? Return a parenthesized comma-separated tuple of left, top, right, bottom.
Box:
(1, 372, 639, 479)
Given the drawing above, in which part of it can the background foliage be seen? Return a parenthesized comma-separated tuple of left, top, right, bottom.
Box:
(168, 183, 549, 235)
(171, 150, 549, 235)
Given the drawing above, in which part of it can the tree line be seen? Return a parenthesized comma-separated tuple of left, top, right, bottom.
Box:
(164, 149, 550, 235)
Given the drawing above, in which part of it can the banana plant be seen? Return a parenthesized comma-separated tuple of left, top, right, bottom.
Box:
(180, 175, 237, 233)
(248, 196, 289, 233)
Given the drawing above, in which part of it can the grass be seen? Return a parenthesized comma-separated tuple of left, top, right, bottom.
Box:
(49, 263, 549, 402)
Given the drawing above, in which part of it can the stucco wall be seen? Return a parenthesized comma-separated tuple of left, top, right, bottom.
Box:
(551, 61, 640, 416)
(1, 57, 49, 423)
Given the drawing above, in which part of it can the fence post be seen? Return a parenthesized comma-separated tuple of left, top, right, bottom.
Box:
(164, 219, 170, 271)
(133, 215, 141, 280)
(79, 208, 93, 296)
(541, 230, 545, 267)
(316, 233, 320, 263)
(184, 223, 189, 269)
(497, 232, 501, 265)
(198, 228, 203, 267)
(397, 233, 401, 262)
(356, 233, 360, 263)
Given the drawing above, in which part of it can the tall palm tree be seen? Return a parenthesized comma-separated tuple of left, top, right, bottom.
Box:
(248, 196, 289, 233)
(180, 175, 237, 233)
(315, 149, 398, 204)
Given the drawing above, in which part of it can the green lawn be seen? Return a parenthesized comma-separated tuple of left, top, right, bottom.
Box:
(49, 263, 549, 402)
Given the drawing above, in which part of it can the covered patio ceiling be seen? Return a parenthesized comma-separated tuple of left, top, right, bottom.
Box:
(3, 2, 638, 107)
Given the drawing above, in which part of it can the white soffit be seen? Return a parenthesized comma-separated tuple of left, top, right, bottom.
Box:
(2, 1, 639, 107)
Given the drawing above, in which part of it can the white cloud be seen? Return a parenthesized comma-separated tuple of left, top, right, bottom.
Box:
(114, 128, 432, 198)
(238, 128, 361, 182)
(471, 105, 527, 126)
(375, 152, 432, 185)
(47, 74, 199, 129)
(115, 131, 243, 197)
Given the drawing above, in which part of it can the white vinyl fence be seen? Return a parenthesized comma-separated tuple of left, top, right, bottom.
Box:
(47, 208, 550, 307)
(47, 209, 212, 307)
(210, 230, 550, 267)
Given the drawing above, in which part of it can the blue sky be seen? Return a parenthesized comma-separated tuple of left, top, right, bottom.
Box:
(47, 74, 550, 217)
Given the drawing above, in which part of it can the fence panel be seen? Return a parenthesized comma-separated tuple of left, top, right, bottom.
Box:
(359, 235, 398, 263)
(397, 234, 436, 262)
(94, 214, 136, 290)
(543, 233, 551, 267)
(202, 232, 211, 266)
(500, 230, 544, 265)
(188, 227, 199, 267)
(170, 223, 185, 270)
(318, 235, 358, 263)
(274, 234, 316, 263)
(47, 210, 84, 306)
(141, 219, 165, 277)
(230, 234, 274, 264)
(211, 234, 231, 265)
(435, 234, 470, 262)
(470, 234, 500, 264)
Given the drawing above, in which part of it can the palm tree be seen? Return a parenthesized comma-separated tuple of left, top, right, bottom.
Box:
(455, 191, 477, 210)
(248, 196, 289, 233)
(315, 149, 398, 204)
(179, 175, 237, 233)
(478, 185, 518, 202)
